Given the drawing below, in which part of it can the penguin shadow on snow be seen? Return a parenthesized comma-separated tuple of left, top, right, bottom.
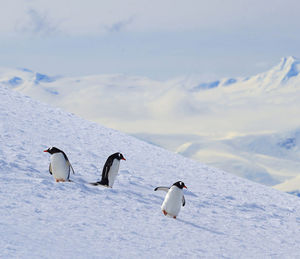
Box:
(176, 218, 225, 235)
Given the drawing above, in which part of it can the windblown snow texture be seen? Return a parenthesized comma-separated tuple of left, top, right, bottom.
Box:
(0, 86, 300, 258)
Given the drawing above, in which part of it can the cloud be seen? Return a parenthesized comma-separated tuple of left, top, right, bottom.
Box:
(2, 0, 300, 36)
(1, 0, 300, 81)
(15, 8, 58, 36)
(105, 16, 135, 33)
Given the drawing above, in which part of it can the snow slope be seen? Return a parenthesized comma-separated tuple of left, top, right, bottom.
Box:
(1, 57, 300, 190)
(1, 86, 300, 258)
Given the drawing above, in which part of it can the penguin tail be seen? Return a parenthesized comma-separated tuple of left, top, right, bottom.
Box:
(90, 182, 101, 186)
(90, 181, 110, 187)
(99, 178, 109, 186)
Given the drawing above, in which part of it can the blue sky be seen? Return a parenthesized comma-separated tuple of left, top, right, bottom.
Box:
(1, 0, 300, 80)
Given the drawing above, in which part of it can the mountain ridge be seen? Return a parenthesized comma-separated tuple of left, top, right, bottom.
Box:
(1, 56, 300, 90)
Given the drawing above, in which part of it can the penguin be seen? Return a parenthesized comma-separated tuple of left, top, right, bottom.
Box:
(154, 181, 187, 219)
(90, 152, 126, 188)
(44, 147, 75, 182)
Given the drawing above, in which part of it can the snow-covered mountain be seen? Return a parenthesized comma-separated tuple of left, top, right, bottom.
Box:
(1, 56, 300, 193)
(137, 129, 300, 187)
(1, 84, 300, 258)
(275, 174, 300, 197)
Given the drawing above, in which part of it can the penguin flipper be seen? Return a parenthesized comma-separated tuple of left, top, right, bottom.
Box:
(154, 186, 170, 192)
(68, 161, 75, 174)
(49, 163, 52, 175)
(182, 195, 186, 207)
(62, 152, 74, 174)
(100, 162, 112, 186)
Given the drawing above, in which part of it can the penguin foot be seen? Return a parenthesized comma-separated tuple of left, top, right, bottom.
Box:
(173, 216, 176, 219)
(162, 210, 167, 216)
(55, 179, 66, 182)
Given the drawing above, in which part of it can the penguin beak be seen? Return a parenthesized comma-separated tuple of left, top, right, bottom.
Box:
(43, 150, 48, 153)
(122, 157, 126, 161)
(184, 185, 187, 189)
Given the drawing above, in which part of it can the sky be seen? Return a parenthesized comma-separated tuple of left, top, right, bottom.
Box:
(1, 0, 300, 80)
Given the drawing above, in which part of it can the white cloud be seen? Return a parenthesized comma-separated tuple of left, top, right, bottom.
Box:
(105, 16, 135, 33)
(15, 8, 59, 36)
(1, 0, 300, 36)
(1, 0, 300, 80)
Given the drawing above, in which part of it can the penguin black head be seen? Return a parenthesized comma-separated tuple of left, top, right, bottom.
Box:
(173, 181, 187, 189)
(44, 147, 63, 154)
(111, 152, 126, 161)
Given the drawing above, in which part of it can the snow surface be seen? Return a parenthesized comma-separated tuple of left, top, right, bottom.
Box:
(1, 85, 300, 258)
(1, 56, 300, 192)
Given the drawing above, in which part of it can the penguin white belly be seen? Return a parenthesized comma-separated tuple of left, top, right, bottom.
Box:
(108, 159, 120, 187)
(50, 153, 70, 181)
(161, 187, 182, 217)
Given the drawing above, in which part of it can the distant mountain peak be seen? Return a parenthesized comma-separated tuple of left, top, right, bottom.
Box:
(246, 56, 300, 86)
(278, 55, 297, 66)
(189, 56, 300, 92)
(276, 56, 300, 82)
